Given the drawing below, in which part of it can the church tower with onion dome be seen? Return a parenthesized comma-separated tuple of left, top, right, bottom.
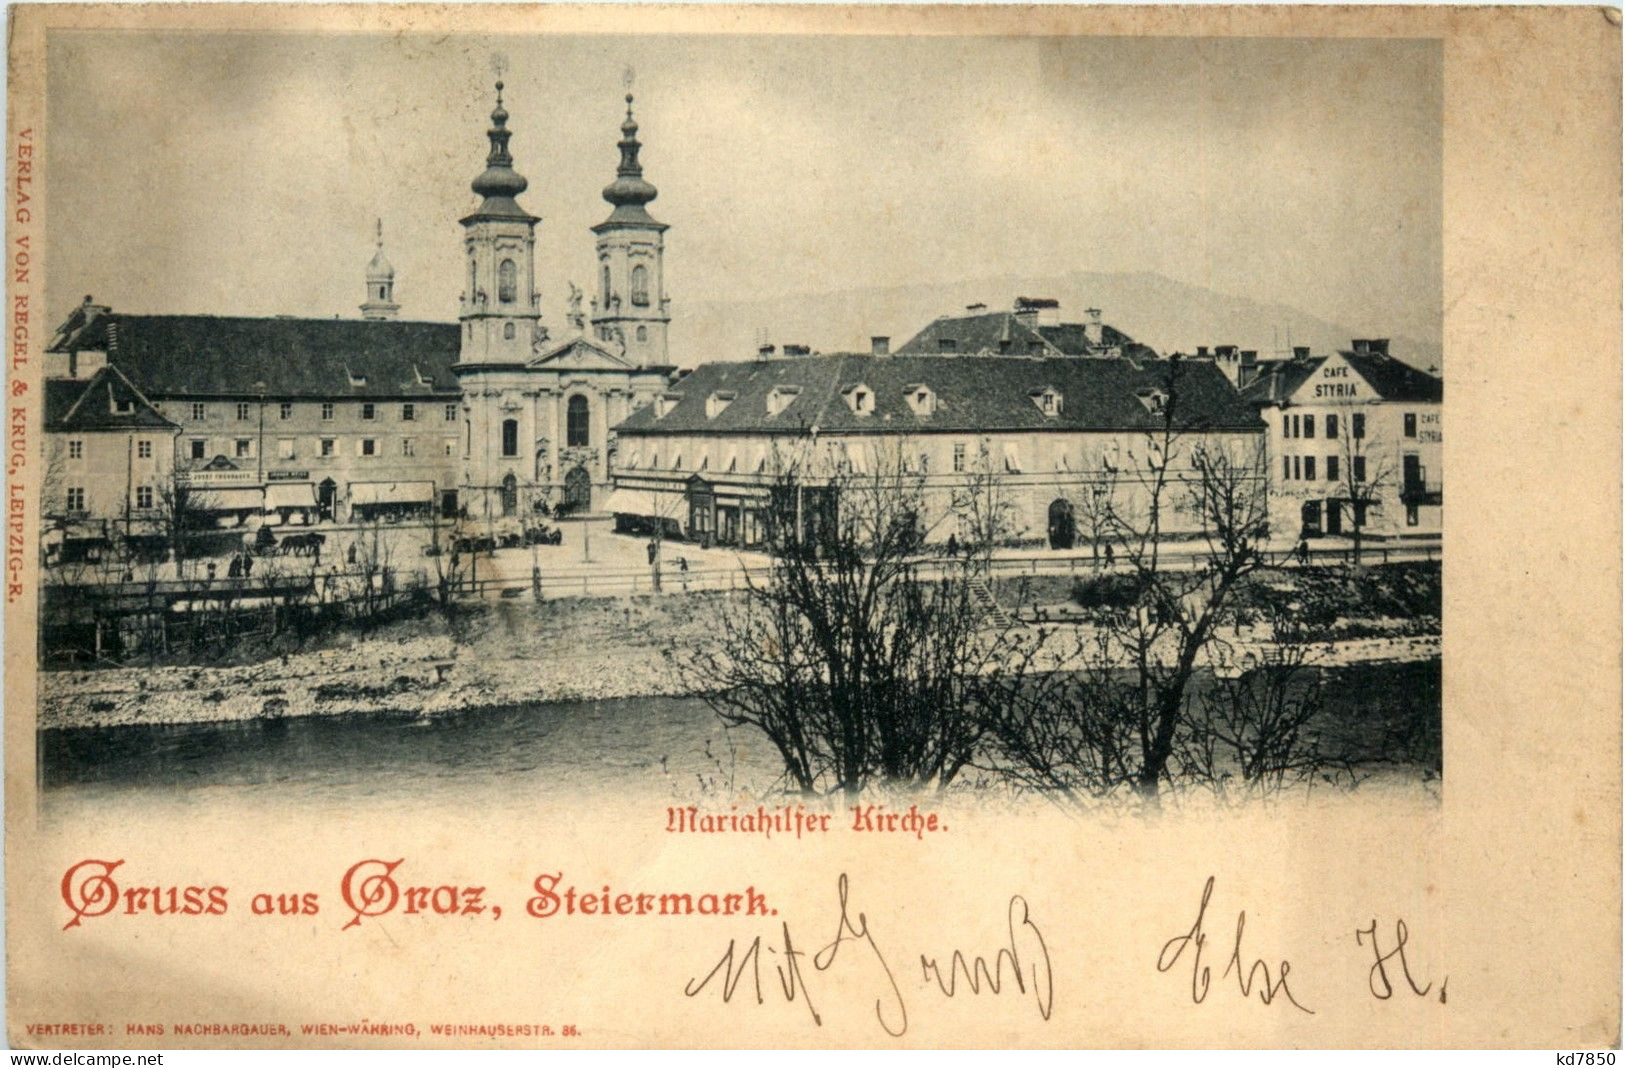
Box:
(590, 93, 669, 369)
(359, 219, 400, 320)
(458, 81, 543, 366)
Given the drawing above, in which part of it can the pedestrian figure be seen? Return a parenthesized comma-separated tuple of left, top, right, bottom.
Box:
(646, 539, 657, 566)
(1103, 542, 1115, 568)
(228, 555, 241, 579)
(206, 561, 217, 582)
(946, 533, 958, 559)
(243, 554, 254, 578)
(1296, 538, 1310, 565)
(347, 542, 357, 566)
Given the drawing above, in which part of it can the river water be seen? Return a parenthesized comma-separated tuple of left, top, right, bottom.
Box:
(40, 659, 1440, 816)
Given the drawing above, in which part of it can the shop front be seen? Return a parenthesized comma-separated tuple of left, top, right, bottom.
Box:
(348, 481, 436, 523)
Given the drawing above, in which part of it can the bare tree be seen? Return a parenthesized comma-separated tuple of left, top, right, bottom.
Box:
(986, 361, 1272, 808)
(681, 444, 1047, 801)
(1330, 408, 1395, 564)
(949, 437, 1024, 572)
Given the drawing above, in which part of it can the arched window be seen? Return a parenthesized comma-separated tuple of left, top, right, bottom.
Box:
(567, 395, 590, 447)
(469, 260, 478, 301)
(503, 322, 515, 340)
(501, 473, 518, 517)
(602, 264, 612, 304)
(498, 259, 517, 303)
(636, 325, 648, 342)
(630, 264, 650, 307)
(501, 418, 519, 458)
(378, 286, 387, 300)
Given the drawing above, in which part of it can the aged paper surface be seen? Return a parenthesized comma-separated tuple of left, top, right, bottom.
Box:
(4, 3, 1618, 1049)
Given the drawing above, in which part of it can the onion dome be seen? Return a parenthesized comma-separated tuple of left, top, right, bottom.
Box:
(597, 94, 664, 229)
(465, 81, 537, 222)
(365, 219, 394, 281)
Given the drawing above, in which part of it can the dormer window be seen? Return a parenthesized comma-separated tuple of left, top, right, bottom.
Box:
(112, 397, 133, 415)
(1030, 387, 1062, 417)
(706, 390, 737, 419)
(904, 384, 936, 417)
(766, 385, 802, 417)
(348, 369, 367, 388)
(938, 338, 958, 354)
(1136, 388, 1167, 415)
(843, 384, 874, 416)
(656, 393, 681, 419)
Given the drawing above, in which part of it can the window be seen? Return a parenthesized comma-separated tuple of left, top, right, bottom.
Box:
(277, 438, 294, 460)
(136, 486, 154, 510)
(445, 404, 458, 422)
(1404, 412, 1417, 438)
(361, 438, 377, 457)
(320, 438, 335, 457)
(1292, 455, 1301, 480)
(566, 396, 589, 447)
(1327, 455, 1340, 481)
(279, 402, 293, 420)
(190, 439, 206, 460)
(636, 325, 648, 342)
(113, 398, 133, 415)
(1303, 415, 1316, 438)
(938, 338, 957, 354)
(630, 264, 650, 306)
(1326, 414, 1339, 439)
(137, 439, 152, 459)
(322, 403, 335, 421)
(1353, 456, 1367, 482)
(361, 403, 377, 421)
(237, 402, 252, 421)
(602, 264, 612, 304)
(498, 259, 517, 303)
(402, 403, 415, 422)
(1304, 456, 1316, 480)
(1406, 503, 1419, 527)
(1281, 414, 1290, 438)
(1041, 393, 1054, 414)
(235, 439, 251, 458)
(65, 487, 85, 512)
(1282, 455, 1291, 479)
(191, 402, 207, 421)
(502, 418, 520, 457)
(402, 438, 415, 457)
(953, 442, 967, 473)
(1290, 414, 1300, 438)
(443, 438, 456, 458)
(503, 322, 515, 340)
(1352, 413, 1365, 440)
(851, 389, 872, 414)
(67, 440, 82, 460)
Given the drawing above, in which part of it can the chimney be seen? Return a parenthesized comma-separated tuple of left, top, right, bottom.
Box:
(783, 344, 811, 357)
(964, 303, 987, 314)
(1369, 338, 1390, 356)
(1292, 345, 1310, 360)
(1013, 296, 1060, 328)
(1197, 346, 1210, 358)
(1084, 307, 1104, 346)
(1216, 344, 1239, 359)
(757, 343, 777, 359)
(1352, 339, 1371, 354)
(870, 336, 890, 356)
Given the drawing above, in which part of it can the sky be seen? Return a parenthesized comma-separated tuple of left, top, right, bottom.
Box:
(46, 30, 1442, 351)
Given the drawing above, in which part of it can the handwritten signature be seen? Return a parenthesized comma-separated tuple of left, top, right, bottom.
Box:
(1156, 875, 1314, 1014)
(684, 873, 1053, 1036)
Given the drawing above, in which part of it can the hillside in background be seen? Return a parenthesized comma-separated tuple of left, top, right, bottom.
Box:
(676, 270, 1443, 374)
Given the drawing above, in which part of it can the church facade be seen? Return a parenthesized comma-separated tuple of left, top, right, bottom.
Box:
(42, 82, 671, 535)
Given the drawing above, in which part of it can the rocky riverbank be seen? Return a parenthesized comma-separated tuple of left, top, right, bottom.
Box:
(37, 589, 1440, 731)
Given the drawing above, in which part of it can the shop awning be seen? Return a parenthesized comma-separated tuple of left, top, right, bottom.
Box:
(349, 481, 435, 506)
(603, 487, 683, 518)
(194, 487, 264, 512)
(263, 483, 317, 510)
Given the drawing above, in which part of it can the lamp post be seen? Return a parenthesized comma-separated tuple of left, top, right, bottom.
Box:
(253, 381, 267, 488)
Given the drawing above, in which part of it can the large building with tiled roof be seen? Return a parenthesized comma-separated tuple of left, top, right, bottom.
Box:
(606, 351, 1265, 549)
(44, 81, 671, 536)
(1236, 338, 1443, 542)
(895, 297, 1155, 361)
